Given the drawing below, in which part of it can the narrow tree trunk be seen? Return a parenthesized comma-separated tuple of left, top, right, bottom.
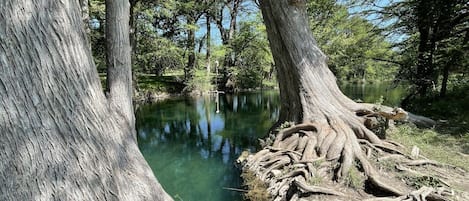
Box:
(184, 17, 196, 85)
(0, 1, 173, 200)
(105, 0, 135, 133)
(79, 0, 90, 36)
(130, 0, 139, 93)
(415, 1, 437, 98)
(440, 61, 450, 97)
(206, 15, 211, 75)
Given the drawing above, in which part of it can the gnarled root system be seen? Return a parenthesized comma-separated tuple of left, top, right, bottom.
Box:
(239, 108, 466, 201)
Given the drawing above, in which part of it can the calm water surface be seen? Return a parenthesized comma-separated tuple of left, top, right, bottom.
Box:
(136, 84, 405, 201)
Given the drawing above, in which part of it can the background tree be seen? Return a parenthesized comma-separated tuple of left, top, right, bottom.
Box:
(79, 0, 91, 36)
(356, 0, 469, 100)
(105, 0, 135, 132)
(230, 15, 273, 89)
(0, 1, 172, 200)
(89, 0, 106, 72)
(210, 0, 245, 91)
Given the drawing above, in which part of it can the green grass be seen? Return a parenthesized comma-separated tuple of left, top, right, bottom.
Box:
(191, 69, 216, 92)
(389, 125, 469, 171)
(137, 74, 184, 93)
(261, 79, 278, 90)
(344, 166, 365, 190)
(388, 83, 469, 171)
(100, 73, 185, 94)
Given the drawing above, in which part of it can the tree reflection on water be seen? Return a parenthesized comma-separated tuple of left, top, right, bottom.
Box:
(136, 91, 280, 201)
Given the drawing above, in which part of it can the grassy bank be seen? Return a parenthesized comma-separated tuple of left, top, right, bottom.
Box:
(389, 125, 469, 171)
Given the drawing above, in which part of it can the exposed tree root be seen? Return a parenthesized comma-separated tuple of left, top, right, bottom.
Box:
(238, 107, 465, 201)
(293, 177, 345, 197)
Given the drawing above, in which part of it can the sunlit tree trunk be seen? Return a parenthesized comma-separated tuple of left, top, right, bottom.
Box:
(260, 0, 359, 124)
(0, 1, 173, 200)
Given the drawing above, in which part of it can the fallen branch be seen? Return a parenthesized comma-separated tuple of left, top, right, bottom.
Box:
(222, 187, 248, 193)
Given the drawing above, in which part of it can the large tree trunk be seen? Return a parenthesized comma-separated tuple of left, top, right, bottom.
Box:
(105, 0, 135, 133)
(261, 0, 358, 124)
(0, 1, 172, 200)
(239, 1, 448, 200)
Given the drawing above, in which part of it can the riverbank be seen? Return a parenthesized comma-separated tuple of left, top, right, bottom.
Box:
(131, 73, 279, 104)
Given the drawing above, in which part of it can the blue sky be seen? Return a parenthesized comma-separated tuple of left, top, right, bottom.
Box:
(346, 0, 407, 43)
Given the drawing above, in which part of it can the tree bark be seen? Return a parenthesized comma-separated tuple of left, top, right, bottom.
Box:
(415, 0, 438, 98)
(0, 1, 173, 200)
(260, 0, 358, 124)
(79, 0, 90, 36)
(105, 0, 135, 134)
(130, 0, 139, 93)
(440, 62, 450, 97)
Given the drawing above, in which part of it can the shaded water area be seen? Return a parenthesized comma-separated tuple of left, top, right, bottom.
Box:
(136, 83, 406, 201)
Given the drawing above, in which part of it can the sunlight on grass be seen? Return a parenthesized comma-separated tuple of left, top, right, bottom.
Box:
(390, 125, 469, 171)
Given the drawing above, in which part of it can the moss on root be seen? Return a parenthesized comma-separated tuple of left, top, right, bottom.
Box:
(241, 171, 271, 201)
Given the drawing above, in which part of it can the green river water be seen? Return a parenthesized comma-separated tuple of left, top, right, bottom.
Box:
(136, 83, 406, 201)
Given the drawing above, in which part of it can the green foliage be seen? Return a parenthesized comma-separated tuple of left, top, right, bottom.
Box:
(190, 69, 216, 92)
(307, 1, 398, 82)
(137, 74, 185, 93)
(133, 2, 187, 76)
(230, 15, 274, 90)
(355, 0, 468, 98)
(135, 34, 185, 75)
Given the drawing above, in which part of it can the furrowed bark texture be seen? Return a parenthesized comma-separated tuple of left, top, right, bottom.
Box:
(105, 0, 135, 132)
(0, 1, 172, 200)
(260, 0, 359, 125)
(79, 0, 90, 35)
